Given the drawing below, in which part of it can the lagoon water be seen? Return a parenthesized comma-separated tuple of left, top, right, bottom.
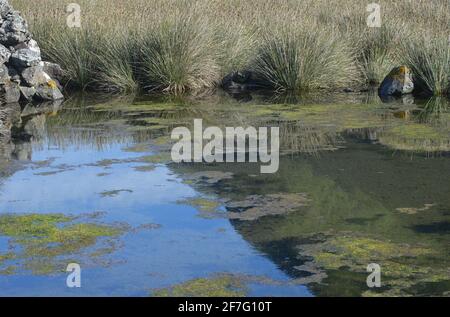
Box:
(0, 92, 449, 296)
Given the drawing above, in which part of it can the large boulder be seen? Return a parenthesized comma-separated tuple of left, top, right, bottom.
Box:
(379, 66, 414, 96)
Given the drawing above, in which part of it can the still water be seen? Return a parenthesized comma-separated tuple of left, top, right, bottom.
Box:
(0, 91, 449, 296)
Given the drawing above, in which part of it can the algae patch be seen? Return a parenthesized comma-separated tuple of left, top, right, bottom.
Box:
(151, 273, 247, 297)
(298, 233, 450, 296)
(0, 213, 126, 275)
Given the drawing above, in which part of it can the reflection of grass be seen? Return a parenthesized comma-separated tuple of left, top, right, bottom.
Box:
(380, 124, 450, 152)
(0, 213, 125, 275)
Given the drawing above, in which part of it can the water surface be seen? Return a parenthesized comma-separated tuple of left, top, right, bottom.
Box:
(0, 92, 449, 296)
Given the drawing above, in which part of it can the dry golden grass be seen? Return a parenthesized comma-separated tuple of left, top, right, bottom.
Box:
(9, 0, 450, 94)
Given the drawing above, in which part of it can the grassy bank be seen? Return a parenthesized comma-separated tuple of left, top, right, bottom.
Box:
(10, 0, 450, 95)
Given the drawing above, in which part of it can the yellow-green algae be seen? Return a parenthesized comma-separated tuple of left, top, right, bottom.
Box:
(152, 274, 247, 297)
(301, 233, 449, 296)
(0, 213, 125, 275)
(180, 197, 223, 216)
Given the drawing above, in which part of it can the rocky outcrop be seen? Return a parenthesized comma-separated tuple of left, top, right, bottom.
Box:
(0, 0, 64, 105)
(379, 66, 414, 96)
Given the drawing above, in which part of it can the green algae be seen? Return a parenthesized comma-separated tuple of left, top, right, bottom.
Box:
(152, 274, 247, 297)
(139, 153, 173, 164)
(180, 197, 223, 218)
(133, 165, 156, 172)
(299, 233, 450, 296)
(0, 213, 125, 275)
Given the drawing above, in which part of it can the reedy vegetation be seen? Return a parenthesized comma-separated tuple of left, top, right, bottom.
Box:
(9, 0, 450, 95)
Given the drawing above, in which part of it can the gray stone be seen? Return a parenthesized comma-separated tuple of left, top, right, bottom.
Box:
(0, 11, 30, 46)
(0, 0, 12, 18)
(0, 79, 20, 103)
(21, 65, 51, 87)
(19, 85, 35, 101)
(379, 66, 414, 96)
(0, 63, 9, 83)
(10, 40, 41, 68)
(40, 61, 64, 82)
(0, 43, 10, 64)
(34, 81, 64, 101)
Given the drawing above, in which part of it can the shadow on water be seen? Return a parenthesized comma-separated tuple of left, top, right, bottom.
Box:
(0, 90, 449, 296)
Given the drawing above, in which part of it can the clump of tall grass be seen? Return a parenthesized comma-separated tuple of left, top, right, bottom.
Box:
(11, 0, 450, 96)
(35, 27, 100, 90)
(93, 32, 139, 94)
(356, 24, 404, 85)
(401, 34, 450, 96)
(214, 22, 257, 77)
(251, 28, 358, 92)
(141, 15, 221, 94)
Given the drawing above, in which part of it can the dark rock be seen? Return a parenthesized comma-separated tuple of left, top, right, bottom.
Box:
(7, 65, 20, 83)
(379, 66, 414, 96)
(222, 71, 259, 91)
(0, 79, 20, 103)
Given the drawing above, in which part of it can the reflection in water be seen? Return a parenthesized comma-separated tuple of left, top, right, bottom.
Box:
(0, 91, 449, 296)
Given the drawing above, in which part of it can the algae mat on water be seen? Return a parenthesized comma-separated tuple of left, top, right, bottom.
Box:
(0, 213, 126, 275)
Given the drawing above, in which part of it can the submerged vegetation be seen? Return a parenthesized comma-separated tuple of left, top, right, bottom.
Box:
(0, 213, 125, 275)
(9, 0, 450, 96)
(152, 273, 247, 297)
